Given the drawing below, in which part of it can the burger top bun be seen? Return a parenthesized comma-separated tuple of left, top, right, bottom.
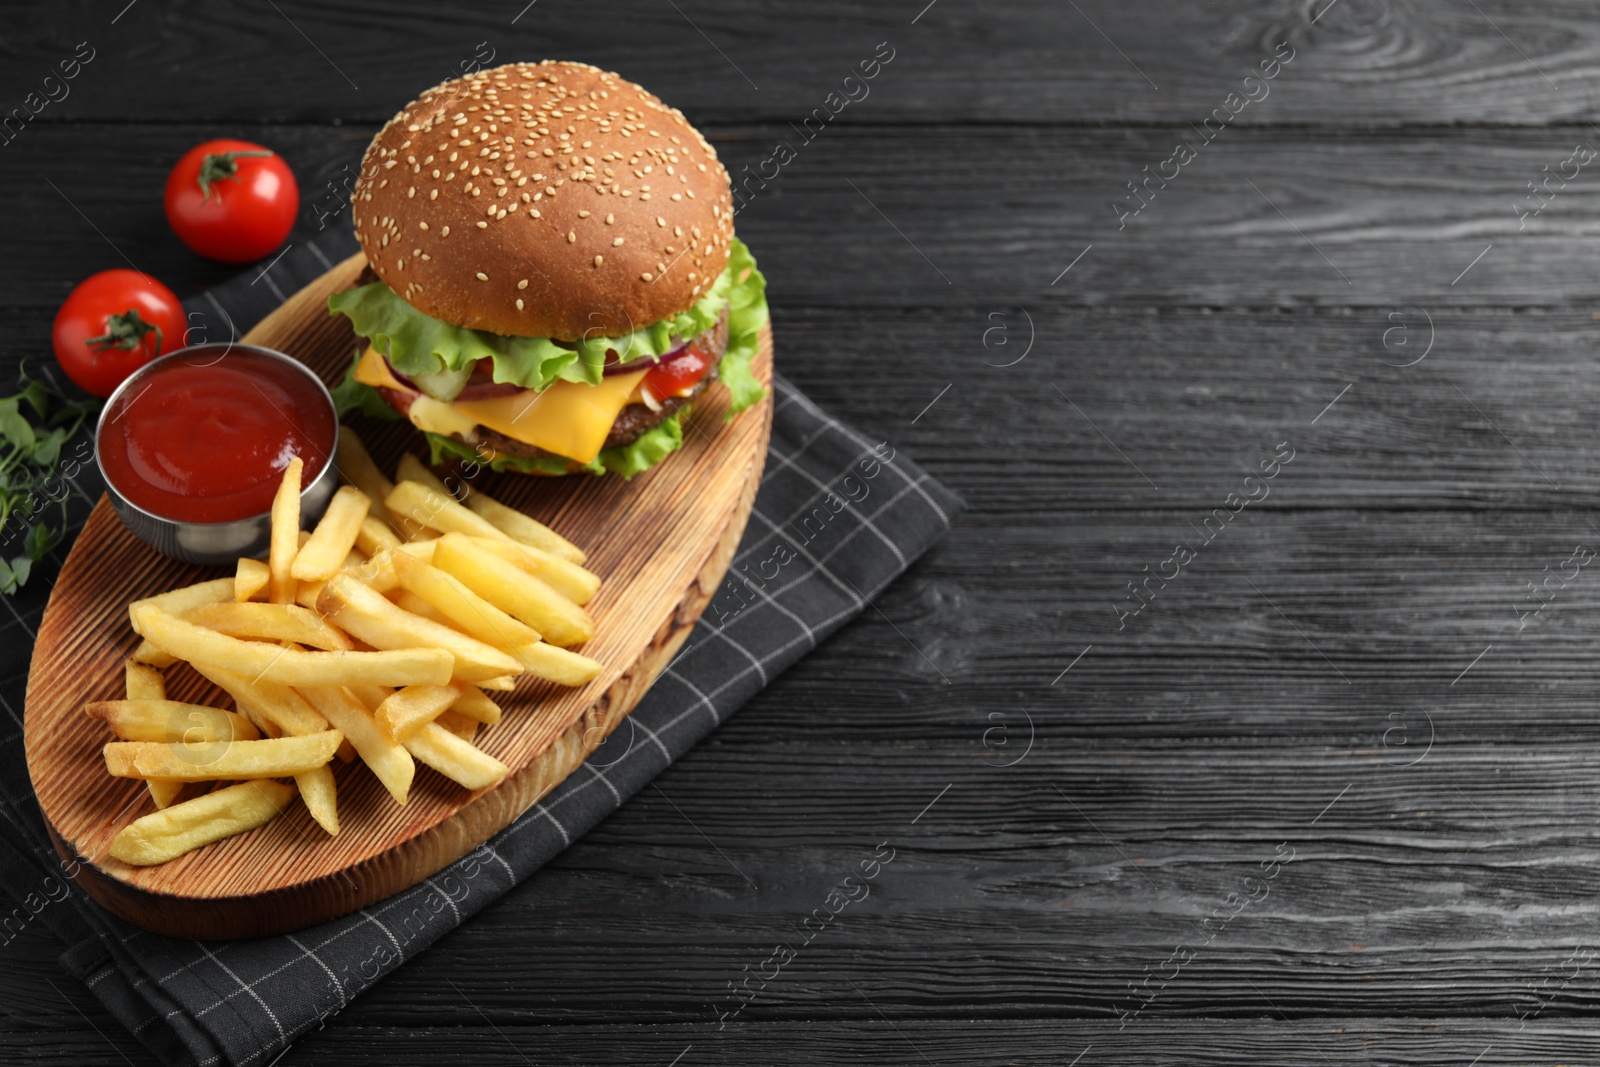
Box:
(353, 61, 735, 341)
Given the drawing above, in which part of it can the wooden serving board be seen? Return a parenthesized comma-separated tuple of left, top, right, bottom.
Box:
(22, 252, 772, 939)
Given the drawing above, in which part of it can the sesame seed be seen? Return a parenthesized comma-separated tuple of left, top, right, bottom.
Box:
(516, 298, 525, 310)
(477, 272, 489, 281)
(420, 222, 430, 231)
(594, 255, 604, 267)
(441, 226, 450, 236)
(605, 213, 614, 224)
(578, 210, 590, 218)
(612, 237, 624, 246)
(640, 272, 653, 281)
(517, 279, 529, 289)
(567, 231, 576, 243)
(430, 190, 439, 200)
(656, 216, 666, 227)
(476, 220, 488, 228)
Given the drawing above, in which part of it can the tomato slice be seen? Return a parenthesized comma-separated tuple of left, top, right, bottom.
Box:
(643, 344, 713, 402)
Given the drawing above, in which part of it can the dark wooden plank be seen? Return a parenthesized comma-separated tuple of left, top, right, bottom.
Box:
(6, 1015, 1592, 1067)
(12, 124, 1600, 313)
(12, 1, 1600, 127)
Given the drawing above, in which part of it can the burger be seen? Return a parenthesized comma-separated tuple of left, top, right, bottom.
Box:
(329, 61, 767, 477)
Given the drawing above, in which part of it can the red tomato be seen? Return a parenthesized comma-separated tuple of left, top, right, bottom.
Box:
(164, 139, 298, 263)
(52, 270, 186, 398)
(644, 344, 714, 401)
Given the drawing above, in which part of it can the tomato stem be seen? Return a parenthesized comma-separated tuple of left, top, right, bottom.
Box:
(196, 149, 273, 202)
(85, 309, 163, 357)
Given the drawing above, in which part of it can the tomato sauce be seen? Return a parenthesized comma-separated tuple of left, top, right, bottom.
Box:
(98, 350, 334, 524)
(643, 342, 715, 400)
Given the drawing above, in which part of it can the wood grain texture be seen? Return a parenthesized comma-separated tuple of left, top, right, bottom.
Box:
(15, 0, 1600, 127)
(16, 124, 1600, 314)
(21, 253, 773, 938)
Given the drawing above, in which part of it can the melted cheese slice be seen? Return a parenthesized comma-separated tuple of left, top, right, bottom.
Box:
(354, 347, 647, 464)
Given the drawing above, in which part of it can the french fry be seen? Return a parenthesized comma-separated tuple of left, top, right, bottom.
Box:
(389, 550, 541, 649)
(392, 589, 454, 628)
(475, 675, 518, 691)
(431, 534, 593, 646)
(133, 603, 453, 687)
(295, 764, 340, 835)
(85, 700, 261, 744)
(146, 780, 186, 810)
(109, 780, 297, 866)
(395, 453, 451, 496)
(466, 535, 600, 605)
(235, 558, 270, 602)
(465, 492, 585, 564)
(386, 480, 507, 544)
(190, 664, 331, 737)
(374, 684, 461, 742)
(130, 639, 177, 669)
(345, 684, 394, 714)
(450, 686, 502, 726)
(403, 723, 508, 790)
(391, 458, 448, 542)
(356, 515, 402, 556)
(121, 664, 183, 809)
(336, 426, 396, 526)
(269, 457, 304, 604)
(186, 602, 353, 651)
(124, 661, 165, 701)
(299, 686, 414, 805)
(130, 577, 235, 618)
(191, 660, 351, 781)
(104, 730, 343, 781)
(315, 573, 522, 683)
(291, 485, 371, 582)
(435, 709, 478, 740)
(294, 547, 366, 611)
(513, 642, 603, 686)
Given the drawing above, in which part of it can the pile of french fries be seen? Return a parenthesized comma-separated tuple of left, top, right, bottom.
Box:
(92, 427, 604, 867)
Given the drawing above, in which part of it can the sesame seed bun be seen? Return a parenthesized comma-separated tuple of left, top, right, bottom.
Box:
(352, 60, 735, 341)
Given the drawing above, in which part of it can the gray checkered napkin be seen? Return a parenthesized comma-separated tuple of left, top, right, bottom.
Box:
(0, 229, 960, 1066)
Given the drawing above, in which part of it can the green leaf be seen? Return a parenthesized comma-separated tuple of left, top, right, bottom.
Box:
(0, 401, 34, 451)
(328, 240, 750, 398)
(23, 520, 60, 560)
(29, 427, 66, 467)
(5, 555, 29, 592)
(719, 237, 769, 417)
(330, 350, 401, 422)
(16, 379, 51, 420)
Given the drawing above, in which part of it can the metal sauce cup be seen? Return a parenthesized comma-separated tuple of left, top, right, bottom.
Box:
(94, 343, 339, 566)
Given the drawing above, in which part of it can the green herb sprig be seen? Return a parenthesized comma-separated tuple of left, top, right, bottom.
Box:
(0, 366, 98, 594)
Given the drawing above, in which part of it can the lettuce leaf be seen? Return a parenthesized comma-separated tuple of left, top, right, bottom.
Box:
(718, 236, 768, 416)
(424, 410, 687, 479)
(330, 349, 401, 421)
(327, 240, 757, 397)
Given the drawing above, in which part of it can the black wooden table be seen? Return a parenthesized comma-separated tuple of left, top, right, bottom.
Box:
(8, 1, 1600, 1062)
